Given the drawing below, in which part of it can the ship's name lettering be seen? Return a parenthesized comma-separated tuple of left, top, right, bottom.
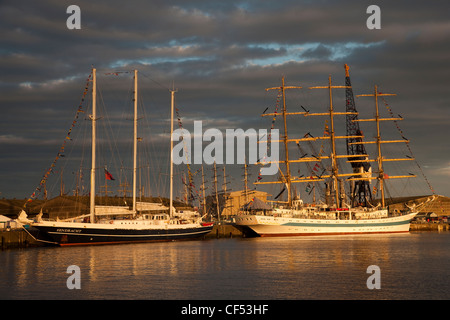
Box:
(57, 228, 82, 233)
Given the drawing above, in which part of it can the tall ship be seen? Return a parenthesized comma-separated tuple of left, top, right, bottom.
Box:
(19, 68, 213, 246)
(234, 65, 434, 237)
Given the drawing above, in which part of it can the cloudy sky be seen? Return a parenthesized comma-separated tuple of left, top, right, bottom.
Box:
(1, 0, 449, 202)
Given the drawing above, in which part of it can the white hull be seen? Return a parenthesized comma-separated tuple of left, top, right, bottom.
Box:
(234, 212, 418, 237)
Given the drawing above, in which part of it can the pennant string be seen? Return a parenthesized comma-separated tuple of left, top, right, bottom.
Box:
(381, 96, 435, 195)
(24, 71, 93, 207)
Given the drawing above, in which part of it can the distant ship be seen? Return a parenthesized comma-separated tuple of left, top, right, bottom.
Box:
(234, 65, 434, 237)
(19, 68, 213, 246)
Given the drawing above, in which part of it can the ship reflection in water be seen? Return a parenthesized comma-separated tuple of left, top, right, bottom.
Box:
(2, 233, 450, 300)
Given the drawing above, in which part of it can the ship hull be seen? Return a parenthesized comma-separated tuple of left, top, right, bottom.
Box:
(31, 222, 214, 246)
(234, 212, 417, 237)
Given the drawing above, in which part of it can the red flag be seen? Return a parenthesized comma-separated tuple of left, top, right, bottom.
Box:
(105, 169, 115, 181)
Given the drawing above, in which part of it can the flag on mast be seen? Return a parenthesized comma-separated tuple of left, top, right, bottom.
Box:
(104, 169, 115, 181)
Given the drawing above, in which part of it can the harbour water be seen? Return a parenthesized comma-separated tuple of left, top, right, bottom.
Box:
(1, 232, 449, 300)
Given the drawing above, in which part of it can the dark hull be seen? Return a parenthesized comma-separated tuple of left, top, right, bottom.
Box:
(32, 224, 214, 246)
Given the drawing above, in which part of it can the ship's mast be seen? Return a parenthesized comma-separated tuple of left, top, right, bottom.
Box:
(243, 160, 249, 204)
(222, 166, 228, 196)
(213, 161, 220, 222)
(222, 165, 229, 215)
(132, 69, 138, 214)
(357, 86, 396, 208)
(90, 68, 97, 223)
(169, 86, 177, 218)
(309, 76, 349, 207)
(355, 85, 416, 208)
(374, 86, 386, 207)
(265, 76, 302, 206)
(201, 165, 207, 215)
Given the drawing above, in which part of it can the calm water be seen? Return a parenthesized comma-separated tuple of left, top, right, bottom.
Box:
(1, 232, 449, 300)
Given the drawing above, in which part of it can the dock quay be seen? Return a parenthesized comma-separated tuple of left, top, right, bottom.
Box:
(410, 222, 450, 232)
(0, 228, 43, 250)
(205, 223, 242, 239)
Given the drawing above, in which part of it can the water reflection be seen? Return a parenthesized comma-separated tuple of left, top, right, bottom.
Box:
(1, 233, 449, 299)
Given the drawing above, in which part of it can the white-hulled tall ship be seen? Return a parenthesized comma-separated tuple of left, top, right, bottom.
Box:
(19, 68, 213, 246)
(234, 65, 434, 237)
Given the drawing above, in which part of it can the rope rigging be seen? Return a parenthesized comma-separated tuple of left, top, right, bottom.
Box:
(380, 95, 435, 195)
(24, 71, 92, 207)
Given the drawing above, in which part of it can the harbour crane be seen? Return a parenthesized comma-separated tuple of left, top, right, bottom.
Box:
(344, 64, 373, 207)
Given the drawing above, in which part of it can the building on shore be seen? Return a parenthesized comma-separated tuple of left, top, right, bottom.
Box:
(221, 190, 270, 218)
(387, 195, 450, 217)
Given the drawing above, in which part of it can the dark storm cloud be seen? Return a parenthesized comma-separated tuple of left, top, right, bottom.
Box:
(1, 0, 449, 198)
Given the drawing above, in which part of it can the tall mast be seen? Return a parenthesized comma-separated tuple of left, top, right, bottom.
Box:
(265, 76, 302, 206)
(223, 166, 228, 195)
(222, 165, 230, 217)
(357, 86, 396, 208)
(132, 70, 138, 213)
(213, 161, 220, 222)
(90, 68, 97, 223)
(281, 77, 291, 205)
(310, 76, 349, 207)
(222, 166, 228, 211)
(349, 86, 416, 207)
(169, 86, 177, 218)
(328, 76, 339, 206)
(244, 160, 250, 205)
(183, 172, 187, 203)
(374, 86, 385, 207)
(201, 165, 207, 215)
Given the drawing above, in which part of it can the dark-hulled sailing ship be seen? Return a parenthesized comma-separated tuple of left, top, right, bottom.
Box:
(19, 68, 213, 246)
